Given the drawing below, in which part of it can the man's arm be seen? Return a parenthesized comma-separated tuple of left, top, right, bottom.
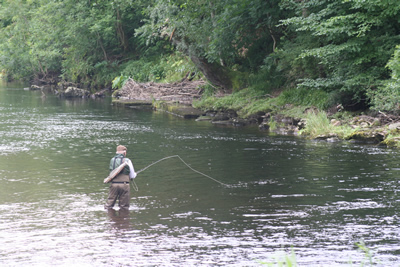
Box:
(127, 159, 137, 179)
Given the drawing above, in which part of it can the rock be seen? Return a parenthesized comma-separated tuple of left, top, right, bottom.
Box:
(63, 87, 90, 98)
(30, 85, 44, 90)
(371, 118, 381, 127)
(232, 118, 248, 126)
(297, 119, 306, 130)
(327, 137, 341, 142)
(346, 130, 385, 143)
(388, 122, 400, 130)
(381, 136, 400, 148)
(331, 119, 341, 126)
(112, 99, 153, 109)
(196, 116, 212, 121)
(259, 122, 270, 130)
(212, 113, 230, 121)
(91, 88, 109, 98)
(315, 134, 339, 140)
(154, 102, 204, 118)
(212, 120, 233, 125)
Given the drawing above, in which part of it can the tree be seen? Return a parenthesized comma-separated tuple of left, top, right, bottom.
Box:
(0, 0, 36, 80)
(279, 0, 400, 108)
(0, 0, 151, 87)
(136, 0, 283, 91)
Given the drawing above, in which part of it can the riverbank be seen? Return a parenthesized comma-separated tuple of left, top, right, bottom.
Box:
(109, 80, 400, 148)
(29, 80, 400, 148)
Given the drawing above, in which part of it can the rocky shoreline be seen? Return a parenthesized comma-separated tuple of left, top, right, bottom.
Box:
(30, 81, 400, 148)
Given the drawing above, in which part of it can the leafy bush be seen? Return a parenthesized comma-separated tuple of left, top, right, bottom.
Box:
(247, 56, 285, 94)
(368, 45, 400, 111)
(159, 53, 199, 83)
(118, 53, 198, 83)
(112, 74, 129, 89)
(368, 81, 400, 111)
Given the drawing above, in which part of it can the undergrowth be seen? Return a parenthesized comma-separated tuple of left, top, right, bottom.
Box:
(193, 87, 277, 117)
(193, 87, 332, 118)
(299, 110, 353, 138)
(116, 52, 200, 85)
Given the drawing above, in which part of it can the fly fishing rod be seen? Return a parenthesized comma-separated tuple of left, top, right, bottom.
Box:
(130, 155, 230, 191)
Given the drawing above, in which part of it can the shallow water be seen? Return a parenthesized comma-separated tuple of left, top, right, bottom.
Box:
(1, 82, 400, 266)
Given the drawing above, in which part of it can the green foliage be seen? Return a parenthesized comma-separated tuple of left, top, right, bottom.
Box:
(299, 110, 353, 138)
(368, 80, 400, 111)
(279, 0, 400, 107)
(368, 45, 400, 111)
(162, 53, 199, 82)
(118, 52, 198, 83)
(0, 0, 157, 87)
(246, 55, 285, 93)
(276, 87, 332, 110)
(199, 83, 216, 98)
(355, 241, 380, 266)
(136, 0, 284, 89)
(112, 74, 129, 89)
(193, 87, 276, 117)
(1, 0, 400, 113)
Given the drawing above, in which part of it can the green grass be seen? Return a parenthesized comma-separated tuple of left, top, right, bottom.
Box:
(276, 87, 333, 110)
(299, 110, 354, 138)
(193, 87, 277, 117)
(193, 86, 333, 119)
(380, 129, 400, 148)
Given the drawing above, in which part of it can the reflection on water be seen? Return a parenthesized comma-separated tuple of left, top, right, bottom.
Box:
(1, 83, 400, 265)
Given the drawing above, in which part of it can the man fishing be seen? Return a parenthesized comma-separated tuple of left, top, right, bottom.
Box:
(104, 145, 137, 210)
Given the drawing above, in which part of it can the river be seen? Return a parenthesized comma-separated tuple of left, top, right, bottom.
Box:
(0, 82, 399, 266)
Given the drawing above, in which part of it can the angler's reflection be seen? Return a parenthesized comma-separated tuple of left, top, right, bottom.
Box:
(107, 208, 131, 230)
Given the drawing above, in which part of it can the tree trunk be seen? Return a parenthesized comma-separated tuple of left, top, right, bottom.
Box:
(189, 54, 232, 91)
(170, 32, 232, 91)
(116, 9, 129, 51)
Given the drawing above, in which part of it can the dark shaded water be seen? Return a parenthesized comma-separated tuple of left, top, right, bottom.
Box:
(0, 82, 400, 266)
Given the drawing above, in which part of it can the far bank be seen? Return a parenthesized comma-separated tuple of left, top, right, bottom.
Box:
(110, 80, 400, 149)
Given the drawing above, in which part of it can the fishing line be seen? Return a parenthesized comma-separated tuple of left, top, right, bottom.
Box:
(133, 155, 230, 189)
(131, 179, 139, 192)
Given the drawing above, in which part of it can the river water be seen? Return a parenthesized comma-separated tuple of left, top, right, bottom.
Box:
(0, 82, 400, 266)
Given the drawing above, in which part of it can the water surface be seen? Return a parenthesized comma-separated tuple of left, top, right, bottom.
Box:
(0, 82, 399, 266)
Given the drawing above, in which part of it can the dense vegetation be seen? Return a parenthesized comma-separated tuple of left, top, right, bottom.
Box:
(1, 0, 400, 112)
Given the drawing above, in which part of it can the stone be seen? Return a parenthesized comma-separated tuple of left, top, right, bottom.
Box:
(346, 130, 385, 143)
(259, 123, 270, 130)
(30, 85, 44, 90)
(331, 119, 341, 126)
(388, 122, 400, 130)
(196, 116, 212, 121)
(212, 120, 232, 125)
(63, 87, 90, 98)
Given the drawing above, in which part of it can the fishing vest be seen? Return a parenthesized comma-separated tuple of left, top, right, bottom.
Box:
(109, 154, 130, 182)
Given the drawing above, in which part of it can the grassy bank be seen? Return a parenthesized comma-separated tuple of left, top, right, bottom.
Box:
(193, 86, 400, 147)
(193, 86, 333, 118)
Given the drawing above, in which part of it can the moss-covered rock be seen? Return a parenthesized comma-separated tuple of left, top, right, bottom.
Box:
(345, 130, 385, 143)
(112, 99, 153, 109)
(155, 101, 204, 118)
(380, 136, 400, 148)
